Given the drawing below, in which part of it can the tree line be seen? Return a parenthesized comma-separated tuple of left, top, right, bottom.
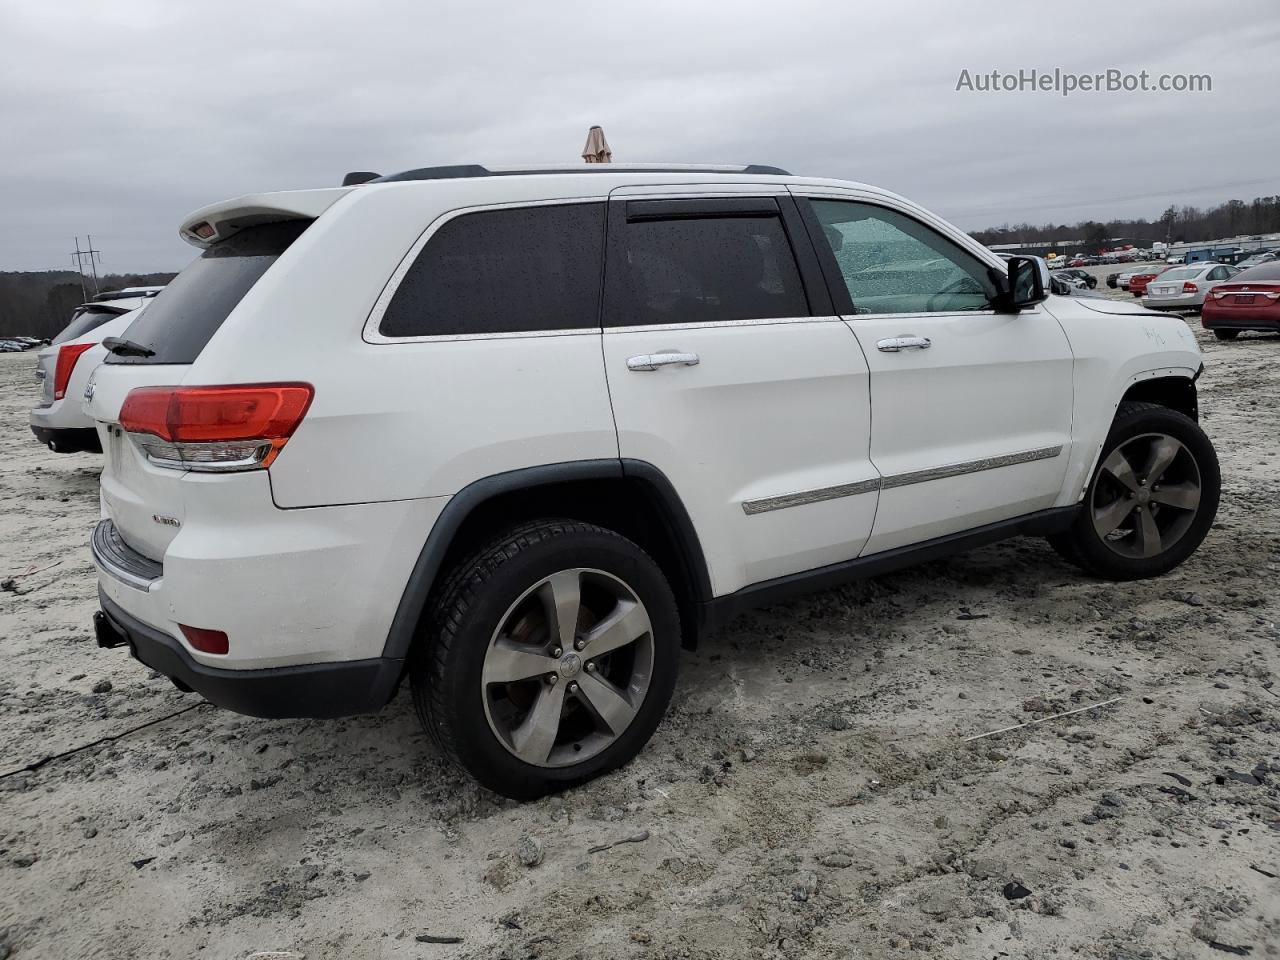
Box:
(0, 271, 176, 340)
(971, 194, 1280, 253)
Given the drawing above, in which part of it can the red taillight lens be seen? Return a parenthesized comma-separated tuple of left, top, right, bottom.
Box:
(119, 383, 313, 470)
(179, 624, 229, 655)
(53, 343, 96, 400)
(1182, 282, 1199, 293)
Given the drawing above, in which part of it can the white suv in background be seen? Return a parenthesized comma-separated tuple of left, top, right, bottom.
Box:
(86, 164, 1219, 798)
(30, 288, 163, 453)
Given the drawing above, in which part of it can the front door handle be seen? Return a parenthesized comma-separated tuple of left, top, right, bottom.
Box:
(876, 336, 931, 353)
(627, 352, 700, 372)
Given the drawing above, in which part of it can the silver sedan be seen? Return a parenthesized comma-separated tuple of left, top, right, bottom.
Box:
(1143, 262, 1239, 312)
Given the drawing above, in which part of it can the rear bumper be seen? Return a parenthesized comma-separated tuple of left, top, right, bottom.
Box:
(30, 424, 102, 453)
(1201, 307, 1280, 332)
(97, 590, 402, 718)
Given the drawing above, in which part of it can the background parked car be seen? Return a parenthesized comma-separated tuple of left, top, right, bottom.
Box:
(1, 337, 48, 352)
(1057, 268, 1098, 289)
(1128, 266, 1178, 297)
(30, 289, 163, 453)
(1143, 262, 1239, 313)
(1235, 250, 1277, 271)
(1200, 260, 1280, 339)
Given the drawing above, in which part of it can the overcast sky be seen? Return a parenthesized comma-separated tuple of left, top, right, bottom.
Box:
(2, 0, 1278, 272)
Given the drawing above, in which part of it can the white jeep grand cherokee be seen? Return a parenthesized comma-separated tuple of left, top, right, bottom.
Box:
(86, 164, 1219, 798)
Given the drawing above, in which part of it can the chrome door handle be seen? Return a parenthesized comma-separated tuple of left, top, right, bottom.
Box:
(626, 352, 700, 372)
(876, 336, 931, 353)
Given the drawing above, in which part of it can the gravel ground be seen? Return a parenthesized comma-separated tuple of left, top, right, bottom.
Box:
(1, 305, 1278, 960)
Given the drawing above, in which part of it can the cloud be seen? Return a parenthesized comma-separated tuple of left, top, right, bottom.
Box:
(1, 0, 1276, 270)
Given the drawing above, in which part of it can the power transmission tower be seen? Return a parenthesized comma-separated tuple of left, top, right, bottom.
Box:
(69, 236, 103, 299)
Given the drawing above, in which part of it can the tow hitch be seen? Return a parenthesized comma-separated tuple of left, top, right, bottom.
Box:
(93, 610, 127, 649)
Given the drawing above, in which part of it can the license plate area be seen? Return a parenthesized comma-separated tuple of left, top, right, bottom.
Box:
(1233, 295, 1256, 305)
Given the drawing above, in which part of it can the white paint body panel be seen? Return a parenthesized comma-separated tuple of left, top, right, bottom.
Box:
(603, 317, 876, 595)
(848, 305, 1074, 554)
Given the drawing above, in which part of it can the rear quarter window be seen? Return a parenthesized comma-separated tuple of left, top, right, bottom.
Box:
(107, 220, 309, 364)
(377, 203, 606, 338)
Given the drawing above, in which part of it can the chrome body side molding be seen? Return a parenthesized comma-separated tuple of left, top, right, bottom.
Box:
(742, 445, 1064, 515)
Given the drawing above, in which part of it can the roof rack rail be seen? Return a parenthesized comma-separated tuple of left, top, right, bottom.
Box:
(359, 163, 791, 185)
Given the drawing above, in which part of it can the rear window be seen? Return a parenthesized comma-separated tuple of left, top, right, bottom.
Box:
(378, 203, 605, 338)
(107, 220, 309, 364)
(1234, 262, 1280, 282)
(51, 307, 124, 345)
(1158, 268, 1199, 281)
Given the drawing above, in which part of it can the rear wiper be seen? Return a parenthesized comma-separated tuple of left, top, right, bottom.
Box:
(102, 337, 155, 357)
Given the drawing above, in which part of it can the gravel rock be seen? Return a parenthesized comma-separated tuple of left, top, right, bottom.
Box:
(516, 834, 544, 868)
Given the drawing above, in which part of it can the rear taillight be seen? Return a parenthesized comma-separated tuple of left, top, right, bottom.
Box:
(119, 383, 313, 472)
(1182, 282, 1199, 293)
(53, 343, 95, 400)
(179, 624, 229, 655)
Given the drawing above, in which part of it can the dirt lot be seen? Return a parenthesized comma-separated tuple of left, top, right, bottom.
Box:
(2, 305, 1279, 960)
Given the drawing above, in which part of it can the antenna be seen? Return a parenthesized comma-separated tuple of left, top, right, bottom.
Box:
(86, 234, 102, 295)
(69, 235, 103, 298)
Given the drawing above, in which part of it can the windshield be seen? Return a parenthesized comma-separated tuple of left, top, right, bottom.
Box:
(107, 220, 310, 365)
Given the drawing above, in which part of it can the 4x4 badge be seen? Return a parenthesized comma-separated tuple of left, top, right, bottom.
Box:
(152, 515, 181, 528)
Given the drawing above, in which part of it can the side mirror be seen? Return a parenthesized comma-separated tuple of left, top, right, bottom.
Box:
(1003, 256, 1048, 310)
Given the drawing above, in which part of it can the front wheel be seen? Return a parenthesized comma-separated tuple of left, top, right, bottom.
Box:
(412, 520, 680, 799)
(1049, 401, 1219, 580)
(1213, 329, 1240, 341)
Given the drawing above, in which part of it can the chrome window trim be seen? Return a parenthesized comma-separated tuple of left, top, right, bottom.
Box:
(741, 446, 1064, 515)
(362, 196, 607, 345)
(605, 314, 837, 335)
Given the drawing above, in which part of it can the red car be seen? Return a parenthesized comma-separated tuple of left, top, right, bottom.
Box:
(1128, 268, 1169, 297)
(1201, 262, 1280, 340)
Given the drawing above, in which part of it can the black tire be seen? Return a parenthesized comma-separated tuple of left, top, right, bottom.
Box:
(1048, 401, 1219, 581)
(411, 519, 680, 800)
(1213, 329, 1240, 341)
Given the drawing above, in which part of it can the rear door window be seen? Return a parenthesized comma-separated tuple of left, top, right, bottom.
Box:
(603, 206, 808, 327)
(107, 220, 310, 364)
(378, 203, 605, 338)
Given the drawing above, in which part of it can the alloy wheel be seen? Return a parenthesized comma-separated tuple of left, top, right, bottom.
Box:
(1090, 432, 1203, 559)
(481, 568, 654, 768)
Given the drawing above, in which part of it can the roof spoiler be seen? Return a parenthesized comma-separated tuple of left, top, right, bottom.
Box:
(178, 188, 352, 249)
(342, 171, 381, 186)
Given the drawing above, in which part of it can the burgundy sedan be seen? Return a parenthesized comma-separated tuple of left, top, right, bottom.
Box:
(1201, 262, 1280, 340)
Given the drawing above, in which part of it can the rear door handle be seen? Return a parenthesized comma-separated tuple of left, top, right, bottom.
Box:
(876, 336, 931, 353)
(627, 352, 700, 372)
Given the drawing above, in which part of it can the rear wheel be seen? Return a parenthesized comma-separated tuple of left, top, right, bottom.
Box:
(1213, 329, 1240, 341)
(412, 519, 680, 799)
(1049, 401, 1219, 580)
